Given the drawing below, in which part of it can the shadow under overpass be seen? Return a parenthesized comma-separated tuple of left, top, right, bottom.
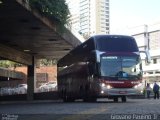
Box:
(0, 91, 59, 101)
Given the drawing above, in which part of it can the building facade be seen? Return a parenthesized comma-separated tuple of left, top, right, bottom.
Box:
(66, 0, 80, 32)
(131, 24, 160, 84)
(66, 0, 110, 39)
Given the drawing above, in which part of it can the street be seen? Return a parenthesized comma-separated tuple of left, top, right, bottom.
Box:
(0, 98, 160, 120)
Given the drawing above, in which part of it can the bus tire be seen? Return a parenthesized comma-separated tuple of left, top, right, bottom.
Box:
(62, 91, 75, 102)
(113, 97, 118, 102)
(83, 84, 96, 102)
(79, 85, 84, 98)
(83, 97, 97, 102)
(62, 90, 67, 102)
(83, 88, 97, 102)
(89, 97, 97, 102)
(121, 96, 127, 102)
(63, 96, 75, 102)
(62, 89, 68, 102)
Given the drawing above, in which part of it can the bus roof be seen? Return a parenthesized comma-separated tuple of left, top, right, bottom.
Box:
(92, 35, 138, 52)
(58, 35, 139, 67)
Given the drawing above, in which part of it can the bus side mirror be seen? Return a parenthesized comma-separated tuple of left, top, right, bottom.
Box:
(140, 50, 151, 64)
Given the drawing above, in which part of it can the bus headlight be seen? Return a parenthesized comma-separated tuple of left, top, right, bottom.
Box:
(101, 83, 112, 89)
(106, 85, 112, 89)
(101, 83, 105, 87)
(134, 85, 138, 89)
(101, 90, 104, 94)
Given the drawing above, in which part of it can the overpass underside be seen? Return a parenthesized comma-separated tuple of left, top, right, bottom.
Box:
(0, 0, 81, 100)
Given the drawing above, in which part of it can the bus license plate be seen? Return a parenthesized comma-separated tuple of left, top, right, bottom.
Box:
(119, 91, 127, 94)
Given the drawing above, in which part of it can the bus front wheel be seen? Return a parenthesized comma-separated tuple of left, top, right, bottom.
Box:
(113, 97, 118, 102)
(62, 90, 75, 102)
(121, 96, 127, 102)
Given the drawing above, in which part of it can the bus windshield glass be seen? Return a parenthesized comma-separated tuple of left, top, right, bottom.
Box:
(96, 36, 138, 52)
(100, 56, 142, 80)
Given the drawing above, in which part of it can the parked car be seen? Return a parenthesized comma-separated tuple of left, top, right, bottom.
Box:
(14, 84, 27, 94)
(0, 87, 15, 96)
(0, 84, 27, 96)
(38, 81, 57, 92)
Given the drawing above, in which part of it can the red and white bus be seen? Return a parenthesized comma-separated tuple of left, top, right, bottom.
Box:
(57, 35, 150, 102)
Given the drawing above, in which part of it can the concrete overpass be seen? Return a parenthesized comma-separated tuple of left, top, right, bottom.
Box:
(0, 0, 81, 100)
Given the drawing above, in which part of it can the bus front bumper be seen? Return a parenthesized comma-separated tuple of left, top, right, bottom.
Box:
(99, 87, 143, 97)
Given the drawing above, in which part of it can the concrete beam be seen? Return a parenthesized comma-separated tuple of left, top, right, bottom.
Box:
(16, 0, 82, 47)
(0, 44, 32, 65)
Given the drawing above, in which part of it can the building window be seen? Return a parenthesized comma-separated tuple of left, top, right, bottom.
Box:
(106, 3, 109, 6)
(156, 71, 160, 74)
(106, 27, 109, 30)
(105, 7, 109, 10)
(106, 31, 109, 34)
(106, 11, 109, 14)
(105, 15, 109, 18)
(158, 58, 160, 63)
(153, 58, 157, 64)
(106, 19, 109, 22)
(148, 72, 153, 74)
(106, 23, 109, 26)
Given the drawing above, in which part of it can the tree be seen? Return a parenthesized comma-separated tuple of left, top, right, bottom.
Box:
(29, 0, 70, 25)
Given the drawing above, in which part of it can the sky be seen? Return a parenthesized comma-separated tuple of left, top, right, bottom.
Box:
(110, 0, 160, 34)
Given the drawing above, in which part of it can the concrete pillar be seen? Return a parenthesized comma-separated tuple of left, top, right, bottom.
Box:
(27, 56, 35, 101)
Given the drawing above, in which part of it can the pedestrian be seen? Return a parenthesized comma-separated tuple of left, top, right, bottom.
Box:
(153, 82, 159, 99)
(146, 83, 152, 99)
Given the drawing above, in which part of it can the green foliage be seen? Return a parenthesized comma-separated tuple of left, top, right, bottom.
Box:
(0, 60, 23, 68)
(29, 0, 70, 25)
(0, 58, 58, 68)
(39, 59, 57, 66)
(0, 59, 57, 68)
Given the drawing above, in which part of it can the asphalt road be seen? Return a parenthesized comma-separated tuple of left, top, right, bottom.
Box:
(0, 98, 160, 120)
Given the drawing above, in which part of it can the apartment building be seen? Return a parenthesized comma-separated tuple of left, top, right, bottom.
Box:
(66, 0, 80, 32)
(66, 0, 110, 39)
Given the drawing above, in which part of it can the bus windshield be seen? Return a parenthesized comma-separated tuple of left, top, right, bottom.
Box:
(100, 56, 142, 80)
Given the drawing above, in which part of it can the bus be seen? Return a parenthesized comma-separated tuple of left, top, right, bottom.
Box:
(57, 35, 150, 102)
